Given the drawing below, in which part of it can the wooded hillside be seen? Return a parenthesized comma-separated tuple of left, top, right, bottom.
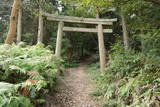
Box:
(0, 0, 160, 107)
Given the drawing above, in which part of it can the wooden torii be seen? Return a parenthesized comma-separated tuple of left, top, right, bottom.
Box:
(38, 11, 117, 71)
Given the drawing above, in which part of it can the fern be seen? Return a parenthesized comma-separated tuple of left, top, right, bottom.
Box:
(0, 44, 64, 106)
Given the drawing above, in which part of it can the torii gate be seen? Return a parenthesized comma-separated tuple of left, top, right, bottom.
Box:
(38, 11, 117, 71)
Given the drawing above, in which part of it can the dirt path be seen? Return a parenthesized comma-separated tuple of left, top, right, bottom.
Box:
(46, 64, 101, 107)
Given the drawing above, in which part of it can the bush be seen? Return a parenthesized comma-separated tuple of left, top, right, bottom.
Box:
(92, 42, 160, 107)
(130, 30, 160, 55)
(0, 82, 33, 107)
(0, 43, 64, 106)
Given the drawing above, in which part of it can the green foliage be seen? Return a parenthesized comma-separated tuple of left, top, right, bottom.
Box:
(0, 44, 64, 106)
(63, 61, 79, 67)
(22, 33, 34, 45)
(90, 40, 160, 107)
(62, 0, 112, 15)
(85, 63, 99, 73)
(130, 30, 160, 54)
(140, 30, 160, 54)
(0, 82, 33, 107)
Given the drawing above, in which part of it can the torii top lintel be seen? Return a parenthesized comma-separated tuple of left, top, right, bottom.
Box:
(41, 11, 117, 25)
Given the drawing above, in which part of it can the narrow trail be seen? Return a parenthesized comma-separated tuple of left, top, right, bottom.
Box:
(46, 64, 101, 107)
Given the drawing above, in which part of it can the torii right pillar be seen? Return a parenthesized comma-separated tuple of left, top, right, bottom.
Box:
(96, 12, 106, 71)
(97, 24, 106, 71)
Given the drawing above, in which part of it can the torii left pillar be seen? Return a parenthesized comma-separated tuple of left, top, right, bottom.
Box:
(55, 21, 64, 57)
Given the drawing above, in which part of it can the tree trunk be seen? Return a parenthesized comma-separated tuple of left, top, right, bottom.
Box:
(5, 0, 20, 44)
(37, 7, 43, 43)
(121, 14, 129, 50)
(17, 0, 22, 44)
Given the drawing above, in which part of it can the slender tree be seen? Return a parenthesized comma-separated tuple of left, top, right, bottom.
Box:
(37, 6, 44, 43)
(17, 0, 22, 44)
(5, 0, 20, 44)
(121, 14, 129, 50)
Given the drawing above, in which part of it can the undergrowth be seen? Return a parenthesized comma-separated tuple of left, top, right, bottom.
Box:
(0, 43, 64, 107)
(88, 39, 160, 107)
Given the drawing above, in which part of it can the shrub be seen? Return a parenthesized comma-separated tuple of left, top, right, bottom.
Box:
(0, 82, 33, 107)
(93, 42, 160, 107)
(0, 43, 64, 106)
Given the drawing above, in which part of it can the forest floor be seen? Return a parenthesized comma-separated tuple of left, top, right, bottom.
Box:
(45, 63, 101, 107)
